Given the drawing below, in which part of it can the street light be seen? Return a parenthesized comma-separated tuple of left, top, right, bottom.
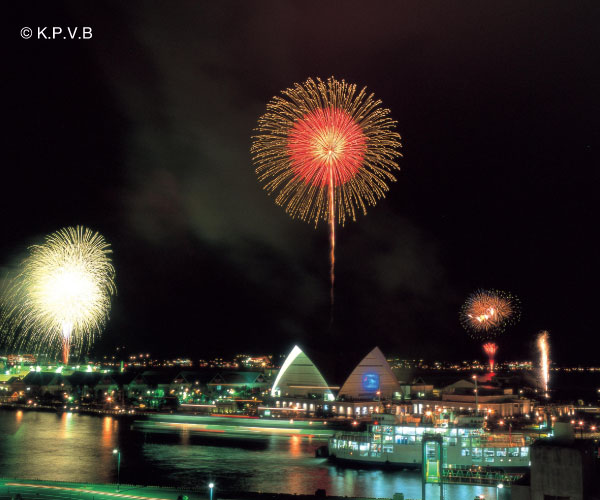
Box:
(209, 482, 215, 500)
(113, 449, 121, 492)
(497, 483, 505, 500)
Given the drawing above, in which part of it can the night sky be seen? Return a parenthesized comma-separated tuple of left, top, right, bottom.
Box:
(5, 1, 599, 367)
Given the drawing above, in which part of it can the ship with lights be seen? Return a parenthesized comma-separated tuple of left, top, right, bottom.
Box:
(329, 413, 532, 474)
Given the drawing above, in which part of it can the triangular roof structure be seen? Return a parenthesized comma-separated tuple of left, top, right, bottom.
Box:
(442, 379, 476, 394)
(271, 345, 333, 398)
(22, 372, 59, 386)
(219, 371, 266, 385)
(338, 347, 401, 399)
(172, 370, 216, 386)
(68, 371, 103, 388)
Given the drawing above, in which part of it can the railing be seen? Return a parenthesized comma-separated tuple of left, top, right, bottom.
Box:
(442, 466, 525, 485)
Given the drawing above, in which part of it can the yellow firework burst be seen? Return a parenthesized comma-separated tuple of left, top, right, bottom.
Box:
(1, 226, 116, 362)
(251, 77, 402, 225)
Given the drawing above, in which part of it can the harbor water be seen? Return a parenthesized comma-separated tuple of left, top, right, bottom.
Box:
(0, 409, 499, 499)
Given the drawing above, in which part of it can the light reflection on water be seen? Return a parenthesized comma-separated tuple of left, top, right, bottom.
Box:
(0, 410, 497, 499)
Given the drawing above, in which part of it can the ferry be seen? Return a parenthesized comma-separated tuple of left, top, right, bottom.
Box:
(329, 413, 532, 471)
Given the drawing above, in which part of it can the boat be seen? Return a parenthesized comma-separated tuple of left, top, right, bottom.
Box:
(329, 413, 531, 471)
(133, 413, 343, 440)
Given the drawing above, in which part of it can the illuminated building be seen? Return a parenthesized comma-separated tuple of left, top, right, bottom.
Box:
(338, 347, 401, 399)
(6, 354, 37, 365)
(270, 346, 336, 399)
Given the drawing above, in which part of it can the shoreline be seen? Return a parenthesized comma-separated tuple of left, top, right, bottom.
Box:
(0, 478, 404, 500)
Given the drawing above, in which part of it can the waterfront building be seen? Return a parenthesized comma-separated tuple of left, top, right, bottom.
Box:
(208, 371, 269, 395)
(410, 395, 533, 417)
(170, 370, 215, 399)
(269, 346, 338, 416)
(271, 345, 336, 399)
(68, 371, 104, 400)
(337, 347, 401, 400)
(398, 378, 435, 400)
(21, 371, 73, 398)
(123, 370, 176, 408)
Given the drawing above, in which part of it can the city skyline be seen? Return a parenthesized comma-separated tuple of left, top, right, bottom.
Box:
(4, 1, 598, 365)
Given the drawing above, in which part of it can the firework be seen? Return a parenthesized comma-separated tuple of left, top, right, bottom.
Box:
(251, 77, 402, 305)
(482, 342, 498, 372)
(537, 330, 550, 395)
(460, 289, 519, 338)
(1, 227, 116, 364)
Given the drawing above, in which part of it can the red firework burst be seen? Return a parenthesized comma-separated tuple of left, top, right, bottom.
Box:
(287, 107, 367, 187)
(483, 342, 498, 372)
(252, 77, 402, 311)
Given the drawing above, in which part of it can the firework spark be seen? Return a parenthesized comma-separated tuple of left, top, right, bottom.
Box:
(251, 77, 402, 306)
(482, 342, 498, 372)
(460, 289, 519, 338)
(537, 330, 550, 395)
(1, 227, 116, 364)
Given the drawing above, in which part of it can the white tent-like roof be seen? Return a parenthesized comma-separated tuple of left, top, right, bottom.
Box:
(271, 345, 334, 399)
(338, 346, 401, 399)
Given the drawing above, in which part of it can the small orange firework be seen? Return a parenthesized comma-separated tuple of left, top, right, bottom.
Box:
(460, 289, 519, 338)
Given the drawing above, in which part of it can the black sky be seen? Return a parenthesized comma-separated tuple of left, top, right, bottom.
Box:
(4, 1, 600, 366)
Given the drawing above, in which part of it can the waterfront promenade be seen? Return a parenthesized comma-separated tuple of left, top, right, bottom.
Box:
(1, 479, 203, 500)
(0, 480, 410, 500)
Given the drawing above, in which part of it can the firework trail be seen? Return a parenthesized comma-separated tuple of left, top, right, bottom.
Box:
(1, 227, 116, 364)
(537, 331, 550, 395)
(482, 342, 498, 372)
(251, 77, 402, 309)
(460, 289, 520, 339)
